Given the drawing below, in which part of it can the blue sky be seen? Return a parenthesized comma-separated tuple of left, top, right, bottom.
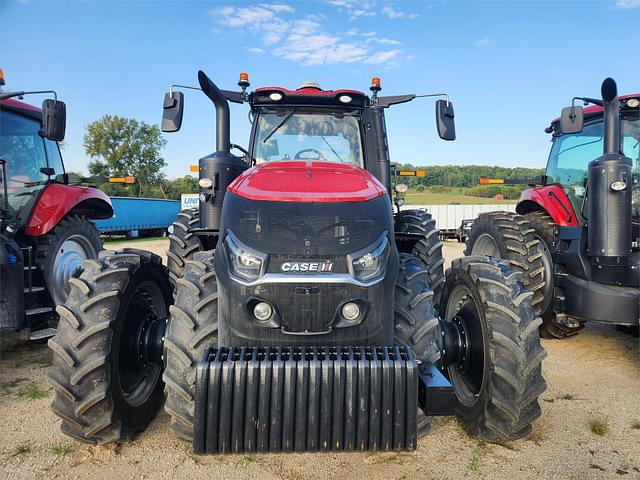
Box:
(2, 0, 639, 178)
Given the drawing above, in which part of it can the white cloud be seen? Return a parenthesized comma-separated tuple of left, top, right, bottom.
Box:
(382, 4, 419, 19)
(264, 3, 294, 13)
(364, 50, 401, 64)
(615, 0, 640, 7)
(211, 3, 410, 66)
(475, 36, 491, 47)
(376, 37, 401, 45)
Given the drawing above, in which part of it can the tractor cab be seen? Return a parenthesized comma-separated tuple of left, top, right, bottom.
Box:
(542, 94, 640, 223)
(0, 99, 67, 225)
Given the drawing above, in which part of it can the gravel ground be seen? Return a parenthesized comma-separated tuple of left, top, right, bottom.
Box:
(1, 239, 638, 479)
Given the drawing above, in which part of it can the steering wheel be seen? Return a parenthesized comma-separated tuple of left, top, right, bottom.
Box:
(294, 148, 325, 160)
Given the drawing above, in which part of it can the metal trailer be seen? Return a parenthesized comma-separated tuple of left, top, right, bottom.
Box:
(93, 197, 181, 237)
(402, 204, 517, 239)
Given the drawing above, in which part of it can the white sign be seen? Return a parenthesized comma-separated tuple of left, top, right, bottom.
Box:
(181, 194, 199, 211)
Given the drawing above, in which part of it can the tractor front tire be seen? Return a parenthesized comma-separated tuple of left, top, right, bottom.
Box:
(393, 253, 442, 436)
(163, 250, 218, 441)
(394, 253, 441, 365)
(167, 209, 204, 289)
(525, 211, 582, 339)
(440, 256, 547, 443)
(396, 209, 445, 310)
(37, 214, 103, 306)
(47, 249, 171, 444)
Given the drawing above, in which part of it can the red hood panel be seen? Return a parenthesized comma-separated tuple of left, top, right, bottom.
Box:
(228, 161, 387, 203)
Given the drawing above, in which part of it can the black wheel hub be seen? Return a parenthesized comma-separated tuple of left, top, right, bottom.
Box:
(441, 286, 486, 408)
(118, 284, 168, 407)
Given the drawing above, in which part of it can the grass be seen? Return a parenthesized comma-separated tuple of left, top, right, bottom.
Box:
(0, 377, 30, 396)
(235, 455, 257, 467)
(11, 445, 30, 457)
(50, 443, 74, 456)
(16, 382, 49, 400)
(589, 418, 609, 436)
(468, 452, 481, 472)
(559, 393, 576, 400)
(631, 420, 640, 429)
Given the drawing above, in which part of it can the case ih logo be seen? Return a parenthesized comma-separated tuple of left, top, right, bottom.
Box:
(281, 261, 333, 273)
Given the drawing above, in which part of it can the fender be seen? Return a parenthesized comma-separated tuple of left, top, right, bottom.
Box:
(25, 183, 113, 236)
(516, 185, 579, 227)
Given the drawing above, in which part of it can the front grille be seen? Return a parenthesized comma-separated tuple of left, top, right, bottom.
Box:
(221, 193, 392, 256)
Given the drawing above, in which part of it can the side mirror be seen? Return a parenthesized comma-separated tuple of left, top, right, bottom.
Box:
(41, 99, 66, 141)
(436, 99, 456, 141)
(560, 106, 583, 134)
(162, 91, 184, 132)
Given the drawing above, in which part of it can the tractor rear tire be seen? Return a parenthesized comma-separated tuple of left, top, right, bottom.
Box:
(37, 214, 102, 306)
(47, 249, 171, 444)
(163, 250, 218, 442)
(525, 211, 582, 339)
(396, 209, 445, 310)
(465, 212, 546, 316)
(440, 256, 547, 443)
(167, 209, 204, 289)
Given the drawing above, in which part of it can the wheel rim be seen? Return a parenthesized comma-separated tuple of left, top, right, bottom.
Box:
(444, 285, 486, 408)
(118, 281, 167, 408)
(470, 233, 500, 258)
(51, 235, 97, 304)
(535, 235, 554, 314)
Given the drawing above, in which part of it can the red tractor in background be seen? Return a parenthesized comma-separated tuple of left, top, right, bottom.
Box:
(467, 78, 639, 338)
(0, 70, 112, 341)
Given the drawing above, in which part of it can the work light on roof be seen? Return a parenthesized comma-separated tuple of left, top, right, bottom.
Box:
(269, 92, 283, 101)
(338, 95, 352, 104)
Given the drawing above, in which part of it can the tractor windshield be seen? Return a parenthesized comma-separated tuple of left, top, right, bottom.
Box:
(546, 114, 640, 218)
(0, 109, 65, 224)
(253, 108, 364, 166)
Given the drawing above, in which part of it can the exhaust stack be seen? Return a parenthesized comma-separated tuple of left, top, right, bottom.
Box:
(196, 70, 247, 232)
(587, 78, 632, 259)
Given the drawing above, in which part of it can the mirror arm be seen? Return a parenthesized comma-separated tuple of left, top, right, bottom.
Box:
(415, 92, 449, 106)
(573, 96, 603, 107)
(169, 85, 245, 104)
(169, 84, 200, 97)
(0, 89, 57, 101)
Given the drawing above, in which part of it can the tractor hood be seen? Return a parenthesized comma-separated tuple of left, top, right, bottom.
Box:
(227, 161, 387, 203)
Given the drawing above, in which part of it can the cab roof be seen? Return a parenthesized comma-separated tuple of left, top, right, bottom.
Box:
(0, 98, 42, 121)
(250, 86, 369, 109)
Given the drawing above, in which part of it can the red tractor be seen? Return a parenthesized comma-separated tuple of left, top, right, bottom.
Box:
(47, 71, 545, 452)
(466, 78, 639, 338)
(0, 71, 112, 341)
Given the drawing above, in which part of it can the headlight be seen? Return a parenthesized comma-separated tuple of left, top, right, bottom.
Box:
(349, 234, 390, 281)
(224, 232, 267, 281)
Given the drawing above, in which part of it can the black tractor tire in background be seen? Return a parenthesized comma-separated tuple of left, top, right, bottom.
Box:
(396, 209, 445, 310)
(524, 211, 583, 339)
(167, 209, 204, 289)
(47, 249, 171, 444)
(37, 214, 103, 306)
(440, 256, 547, 442)
(464, 212, 555, 331)
(163, 250, 218, 442)
(393, 253, 442, 437)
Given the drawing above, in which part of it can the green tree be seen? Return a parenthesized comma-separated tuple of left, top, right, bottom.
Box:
(84, 115, 167, 197)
